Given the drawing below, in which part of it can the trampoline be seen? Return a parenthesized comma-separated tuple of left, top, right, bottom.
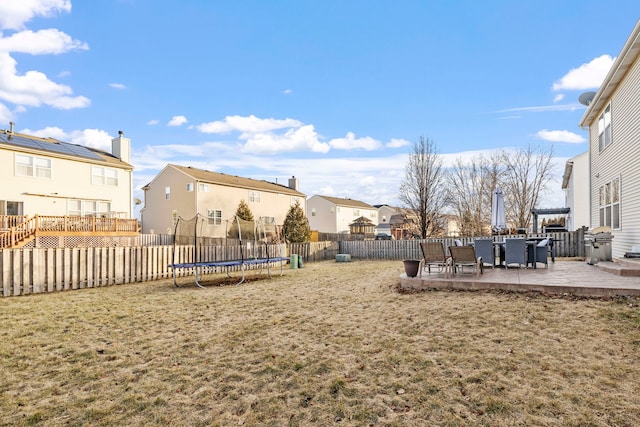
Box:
(169, 214, 289, 288)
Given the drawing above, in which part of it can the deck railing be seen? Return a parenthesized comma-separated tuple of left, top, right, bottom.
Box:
(0, 215, 140, 249)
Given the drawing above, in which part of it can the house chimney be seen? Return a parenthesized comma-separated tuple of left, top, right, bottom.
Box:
(9, 122, 14, 134)
(288, 176, 299, 191)
(111, 130, 131, 163)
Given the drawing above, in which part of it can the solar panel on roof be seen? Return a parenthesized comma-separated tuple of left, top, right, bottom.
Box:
(0, 133, 103, 161)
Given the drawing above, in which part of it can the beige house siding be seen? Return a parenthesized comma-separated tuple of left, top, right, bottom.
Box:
(0, 132, 133, 218)
(581, 20, 640, 258)
(307, 195, 377, 233)
(377, 205, 399, 225)
(141, 164, 305, 236)
(563, 152, 589, 231)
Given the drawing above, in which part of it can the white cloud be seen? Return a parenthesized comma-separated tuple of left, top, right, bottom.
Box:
(196, 114, 302, 134)
(0, 53, 90, 108)
(283, 89, 292, 94)
(386, 138, 410, 148)
(109, 83, 126, 90)
(0, 2, 89, 111)
(536, 129, 586, 144)
(553, 54, 615, 91)
(359, 176, 376, 186)
(497, 103, 582, 113)
(20, 126, 113, 151)
(242, 124, 330, 154)
(0, 102, 12, 122)
(328, 132, 382, 151)
(168, 115, 188, 126)
(0, 29, 88, 54)
(147, 119, 159, 125)
(553, 94, 564, 102)
(0, 0, 71, 31)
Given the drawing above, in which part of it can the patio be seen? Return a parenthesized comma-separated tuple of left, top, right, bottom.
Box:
(400, 258, 640, 297)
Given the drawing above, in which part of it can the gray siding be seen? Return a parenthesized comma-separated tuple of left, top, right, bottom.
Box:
(590, 54, 640, 258)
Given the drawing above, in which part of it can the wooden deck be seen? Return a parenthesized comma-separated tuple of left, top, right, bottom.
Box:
(0, 215, 139, 249)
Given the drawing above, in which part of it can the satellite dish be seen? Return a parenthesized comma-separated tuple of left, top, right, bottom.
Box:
(578, 91, 597, 106)
(134, 198, 142, 205)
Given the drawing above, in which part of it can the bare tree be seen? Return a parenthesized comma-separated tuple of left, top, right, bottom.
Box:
(500, 145, 554, 229)
(448, 154, 503, 236)
(398, 137, 449, 238)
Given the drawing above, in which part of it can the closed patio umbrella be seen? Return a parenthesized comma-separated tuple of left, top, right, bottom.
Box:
(491, 186, 506, 234)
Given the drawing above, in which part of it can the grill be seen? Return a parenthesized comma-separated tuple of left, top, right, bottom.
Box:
(585, 226, 613, 265)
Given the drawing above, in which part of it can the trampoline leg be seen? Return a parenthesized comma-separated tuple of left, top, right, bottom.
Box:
(236, 263, 246, 285)
(172, 269, 180, 287)
(194, 266, 205, 289)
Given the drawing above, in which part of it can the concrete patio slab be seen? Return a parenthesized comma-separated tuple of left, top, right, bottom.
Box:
(399, 259, 640, 298)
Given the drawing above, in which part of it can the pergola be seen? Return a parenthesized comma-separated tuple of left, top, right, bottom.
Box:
(530, 208, 570, 233)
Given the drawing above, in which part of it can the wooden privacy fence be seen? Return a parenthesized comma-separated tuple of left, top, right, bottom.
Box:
(340, 231, 586, 260)
(1, 241, 340, 297)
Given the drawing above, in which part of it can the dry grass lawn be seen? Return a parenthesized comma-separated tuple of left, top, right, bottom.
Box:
(2, 260, 640, 426)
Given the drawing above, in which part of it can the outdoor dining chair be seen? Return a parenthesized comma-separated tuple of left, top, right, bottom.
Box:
(530, 238, 550, 268)
(505, 238, 527, 268)
(449, 245, 483, 275)
(474, 238, 495, 269)
(418, 242, 451, 276)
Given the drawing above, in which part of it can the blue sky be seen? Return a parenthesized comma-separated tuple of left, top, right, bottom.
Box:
(1, 1, 639, 217)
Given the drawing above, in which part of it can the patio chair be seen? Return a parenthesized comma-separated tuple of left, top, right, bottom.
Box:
(530, 238, 550, 268)
(419, 242, 451, 276)
(505, 238, 527, 268)
(449, 245, 483, 275)
(474, 238, 495, 269)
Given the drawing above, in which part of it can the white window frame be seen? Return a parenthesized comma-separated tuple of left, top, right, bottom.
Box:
(249, 190, 261, 202)
(598, 103, 612, 152)
(165, 186, 171, 200)
(15, 154, 52, 178)
(92, 166, 118, 186)
(207, 209, 222, 225)
(198, 183, 210, 192)
(186, 183, 194, 192)
(66, 200, 111, 216)
(599, 176, 620, 229)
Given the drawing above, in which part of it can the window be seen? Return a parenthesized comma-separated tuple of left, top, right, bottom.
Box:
(198, 183, 210, 192)
(165, 186, 170, 200)
(353, 209, 360, 217)
(598, 104, 611, 152)
(311, 208, 316, 217)
(249, 190, 261, 202)
(66, 200, 111, 216)
(15, 154, 51, 178)
(599, 177, 620, 229)
(172, 210, 178, 226)
(92, 166, 118, 186)
(207, 209, 222, 225)
(186, 183, 194, 192)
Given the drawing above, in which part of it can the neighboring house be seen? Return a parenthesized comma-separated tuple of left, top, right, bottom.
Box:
(307, 195, 377, 233)
(561, 151, 589, 231)
(375, 204, 400, 225)
(578, 19, 640, 258)
(0, 124, 134, 218)
(141, 164, 305, 235)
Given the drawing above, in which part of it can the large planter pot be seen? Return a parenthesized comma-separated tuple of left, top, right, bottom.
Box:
(403, 259, 421, 278)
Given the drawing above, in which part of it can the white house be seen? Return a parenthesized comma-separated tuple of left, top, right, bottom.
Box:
(561, 151, 589, 231)
(141, 164, 305, 235)
(307, 195, 377, 234)
(0, 124, 134, 218)
(578, 19, 640, 258)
